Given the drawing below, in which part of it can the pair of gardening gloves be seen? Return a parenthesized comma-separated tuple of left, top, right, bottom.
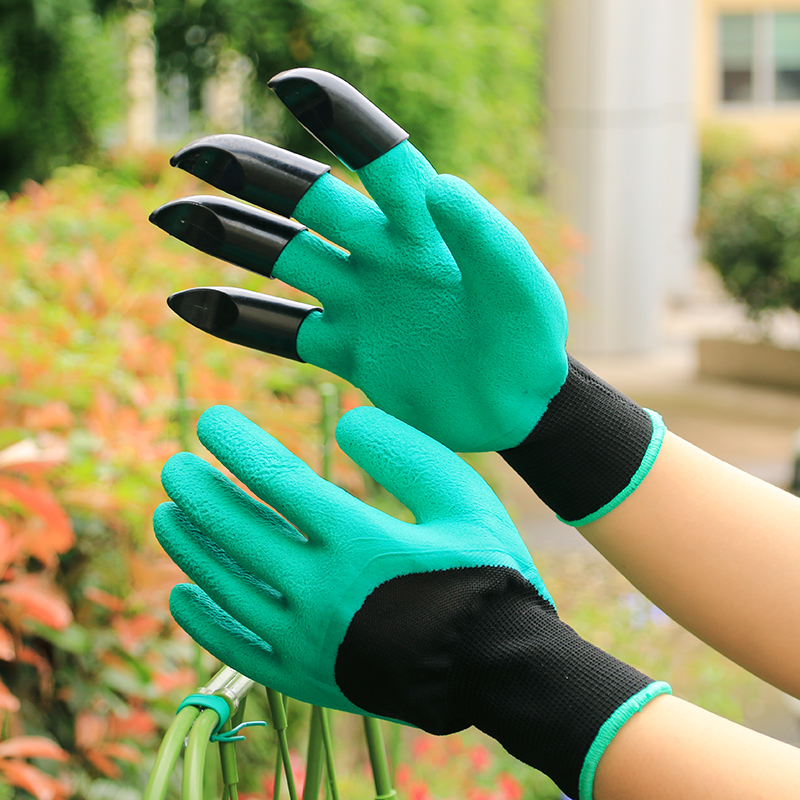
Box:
(151, 70, 671, 800)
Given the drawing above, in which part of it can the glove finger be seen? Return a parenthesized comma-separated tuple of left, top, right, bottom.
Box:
(151, 196, 355, 308)
(294, 307, 354, 376)
(160, 453, 313, 592)
(150, 195, 305, 280)
(167, 287, 320, 363)
(170, 583, 286, 690)
(154, 502, 297, 636)
(425, 174, 558, 306)
(269, 68, 437, 240)
(335, 406, 504, 524)
(268, 68, 408, 172)
(168, 134, 383, 253)
(196, 405, 369, 540)
(272, 229, 353, 306)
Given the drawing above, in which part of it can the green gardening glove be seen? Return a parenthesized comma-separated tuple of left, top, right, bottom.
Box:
(154, 404, 671, 800)
(150, 69, 666, 526)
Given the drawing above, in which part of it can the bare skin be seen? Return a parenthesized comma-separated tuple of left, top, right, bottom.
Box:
(578, 431, 800, 797)
(582, 431, 800, 698)
(594, 694, 800, 800)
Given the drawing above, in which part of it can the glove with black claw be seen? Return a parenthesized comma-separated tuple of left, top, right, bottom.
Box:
(150, 69, 665, 527)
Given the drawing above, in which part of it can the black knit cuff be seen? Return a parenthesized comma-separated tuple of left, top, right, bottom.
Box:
(499, 356, 664, 524)
(335, 566, 657, 800)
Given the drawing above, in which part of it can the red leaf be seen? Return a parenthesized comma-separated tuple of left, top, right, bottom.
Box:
(0, 736, 68, 762)
(108, 707, 158, 741)
(84, 750, 121, 780)
(0, 676, 20, 712)
(0, 624, 15, 660)
(0, 575, 73, 630)
(83, 586, 125, 613)
(0, 760, 70, 800)
(0, 477, 74, 563)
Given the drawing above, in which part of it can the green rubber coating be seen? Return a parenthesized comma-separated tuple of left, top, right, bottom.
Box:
(155, 404, 553, 716)
(272, 140, 569, 452)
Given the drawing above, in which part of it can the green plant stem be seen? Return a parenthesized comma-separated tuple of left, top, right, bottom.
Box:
(303, 707, 325, 800)
(183, 709, 220, 800)
(267, 688, 299, 800)
(319, 707, 340, 800)
(143, 706, 199, 800)
(363, 717, 397, 800)
(320, 383, 339, 481)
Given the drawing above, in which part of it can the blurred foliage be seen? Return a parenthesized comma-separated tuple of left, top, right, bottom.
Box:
(153, 0, 547, 192)
(0, 155, 578, 796)
(0, 0, 123, 194)
(1, 0, 546, 196)
(699, 134, 800, 321)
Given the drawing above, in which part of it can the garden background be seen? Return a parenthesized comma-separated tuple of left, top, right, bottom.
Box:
(0, 1, 793, 798)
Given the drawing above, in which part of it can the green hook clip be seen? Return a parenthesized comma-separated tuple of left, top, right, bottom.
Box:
(177, 693, 268, 743)
(212, 719, 269, 743)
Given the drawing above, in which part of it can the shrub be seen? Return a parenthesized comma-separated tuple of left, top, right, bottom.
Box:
(699, 145, 800, 320)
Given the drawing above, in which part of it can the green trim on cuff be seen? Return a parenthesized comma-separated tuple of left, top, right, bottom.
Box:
(558, 409, 666, 527)
(578, 680, 672, 800)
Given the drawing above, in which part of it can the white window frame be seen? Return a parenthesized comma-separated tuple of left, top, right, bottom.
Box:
(720, 11, 800, 107)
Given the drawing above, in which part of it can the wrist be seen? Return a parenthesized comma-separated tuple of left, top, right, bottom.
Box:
(499, 356, 666, 525)
(335, 565, 670, 800)
(449, 568, 668, 799)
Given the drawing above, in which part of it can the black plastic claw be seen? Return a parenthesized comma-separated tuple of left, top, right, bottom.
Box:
(268, 68, 409, 171)
(149, 196, 306, 279)
(167, 287, 319, 362)
(170, 134, 330, 218)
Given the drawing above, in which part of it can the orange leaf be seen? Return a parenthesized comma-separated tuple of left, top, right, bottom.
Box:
(0, 624, 15, 660)
(108, 707, 158, 741)
(83, 586, 126, 613)
(0, 736, 68, 762)
(0, 760, 70, 800)
(96, 742, 140, 764)
(75, 711, 106, 750)
(0, 676, 20, 712)
(84, 750, 121, 779)
(112, 613, 163, 655)
(16, 645, 54, 700)
(0, 517, 21, 573)
(0, 477, 74, 562)
(22, 402, 74, 431)
(0, 575, 73, 630)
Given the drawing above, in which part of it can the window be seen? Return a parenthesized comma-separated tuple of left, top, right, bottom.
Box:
(720, 12, 800, 104)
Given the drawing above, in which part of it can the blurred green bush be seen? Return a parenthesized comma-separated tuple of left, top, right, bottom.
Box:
(699, 131, 800, 321)
(0, 0, 122, 195)
(154, 0, 547, 193)
(1, 0, 547, 196)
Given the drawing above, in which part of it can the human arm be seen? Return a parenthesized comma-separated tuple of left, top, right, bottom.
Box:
(595, 693, 800, 800)
(582, 431, 800, 699)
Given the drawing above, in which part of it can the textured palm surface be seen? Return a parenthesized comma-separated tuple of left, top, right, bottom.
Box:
(277, 140, 569, 452)
(154, 404, 553, 714)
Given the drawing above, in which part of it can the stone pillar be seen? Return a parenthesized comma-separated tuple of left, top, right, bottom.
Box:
(124, 9, 157, 150)
(204, 51, 253, 133)
(547, 0, 698, 354)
